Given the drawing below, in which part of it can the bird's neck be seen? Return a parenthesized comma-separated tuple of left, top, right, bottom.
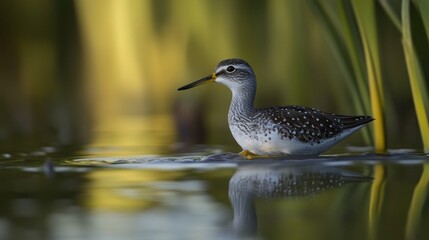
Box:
(229, 86, 256, 117)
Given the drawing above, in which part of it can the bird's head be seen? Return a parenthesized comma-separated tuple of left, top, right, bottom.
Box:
(177, 58, 256, 93)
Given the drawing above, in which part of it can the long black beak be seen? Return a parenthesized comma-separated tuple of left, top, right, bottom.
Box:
(177, 73, 217, 91)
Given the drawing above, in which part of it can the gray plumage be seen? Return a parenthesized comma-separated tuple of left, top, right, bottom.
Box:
(178, 58, 374, 156)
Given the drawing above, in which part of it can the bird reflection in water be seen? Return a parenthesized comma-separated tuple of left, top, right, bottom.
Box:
(227, 164, 372, 238)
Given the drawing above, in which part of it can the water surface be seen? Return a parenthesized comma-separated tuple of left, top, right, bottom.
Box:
(1, 147, 428, 240)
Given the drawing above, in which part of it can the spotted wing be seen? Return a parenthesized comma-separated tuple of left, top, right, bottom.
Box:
(260, 105, 373, 143)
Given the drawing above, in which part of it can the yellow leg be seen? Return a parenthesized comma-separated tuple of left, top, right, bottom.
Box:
(239, 150, 254, 159)
(239, 150, 274, 160)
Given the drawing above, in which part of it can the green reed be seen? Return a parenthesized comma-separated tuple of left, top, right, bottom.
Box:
(401, 0, 429, 152)
(312, 0, 429, 153)
(402, 1, 429, 238)
(351, 0, 386, 153)
(310, 3, 429, 238)
(378, 0, 429, 152)
(310, 0, 385, 151)
(309, 0, 373, 144)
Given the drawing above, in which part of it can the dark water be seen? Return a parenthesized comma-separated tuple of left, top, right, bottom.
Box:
(0, 147, 428, 240)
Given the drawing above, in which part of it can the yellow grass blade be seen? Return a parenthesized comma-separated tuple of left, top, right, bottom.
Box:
(402, 0, 429, 152)
(309, 0, 373, 143)
(351, 0, 386, 153)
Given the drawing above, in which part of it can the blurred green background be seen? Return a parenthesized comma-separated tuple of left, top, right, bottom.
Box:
(0, 0, 427, 154)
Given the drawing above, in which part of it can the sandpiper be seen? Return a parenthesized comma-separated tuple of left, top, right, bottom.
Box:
(178, 59, 373, 158)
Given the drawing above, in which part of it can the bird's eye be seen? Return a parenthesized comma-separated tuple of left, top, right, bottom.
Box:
(226, 66, 235, 73)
